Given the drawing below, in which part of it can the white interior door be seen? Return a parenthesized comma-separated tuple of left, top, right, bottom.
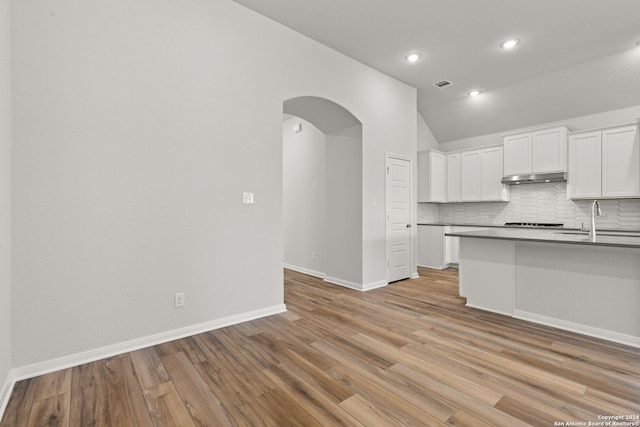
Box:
(386, 155, 412, 282)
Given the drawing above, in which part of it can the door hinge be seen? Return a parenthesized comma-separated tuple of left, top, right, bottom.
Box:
(387, 166, 390, 175)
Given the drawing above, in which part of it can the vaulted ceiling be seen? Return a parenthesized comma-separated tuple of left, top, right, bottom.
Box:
(232, 0, 640, 142)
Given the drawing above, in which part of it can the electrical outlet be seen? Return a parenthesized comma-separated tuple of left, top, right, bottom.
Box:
(311, 251, 316, 260)
(174, 292, 185, 308)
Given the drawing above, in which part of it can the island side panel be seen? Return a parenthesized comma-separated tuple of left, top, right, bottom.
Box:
(514, 242, 640, 344)
(459, 238, 516, 316)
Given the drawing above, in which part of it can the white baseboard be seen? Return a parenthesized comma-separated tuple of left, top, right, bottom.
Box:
(466, 303, 513, 317)
(0, 370, 16, 422)
(12, 304, 287, 382)
(513, 309, 640, 349)
(324, 276, 363, 291)
(284, 265, 361, 291)
(283, 263, 325, 279)
(324, 276, 388, 292)
(411, 272, 419, 279)
(284, 264, 388, 292)
(417, 263, 448, 270)
(362, 280, 388, 291)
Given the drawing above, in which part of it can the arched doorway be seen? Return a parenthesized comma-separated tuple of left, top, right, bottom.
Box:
(282, 96, 364, 289)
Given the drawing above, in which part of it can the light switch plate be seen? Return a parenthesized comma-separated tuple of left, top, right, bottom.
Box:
(243, 192, 254, 204)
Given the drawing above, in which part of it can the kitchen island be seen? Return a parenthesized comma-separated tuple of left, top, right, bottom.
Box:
(446, 228, 640, 348)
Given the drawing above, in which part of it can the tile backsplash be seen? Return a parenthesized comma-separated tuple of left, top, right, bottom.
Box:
(418, 182, 640, 230)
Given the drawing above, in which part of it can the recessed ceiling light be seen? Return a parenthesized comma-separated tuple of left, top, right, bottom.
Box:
(468, 90, 481, 97)
(405, 53, 421, 63)
(500, 38, 520, 49)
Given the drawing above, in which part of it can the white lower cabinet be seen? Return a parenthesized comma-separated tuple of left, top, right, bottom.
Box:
(445, 233, 459, 264)
(446, 226, 488, 266)
(418, 225, 448, 269)
(419, 225, 487, 269)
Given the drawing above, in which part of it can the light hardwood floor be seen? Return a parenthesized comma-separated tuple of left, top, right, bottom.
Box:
(2, 267, 639, 426)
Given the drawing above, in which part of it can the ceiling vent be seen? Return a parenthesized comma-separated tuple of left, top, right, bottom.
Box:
(433, 80, 454, 89)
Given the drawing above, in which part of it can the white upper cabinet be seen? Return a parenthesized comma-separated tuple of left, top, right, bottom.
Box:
(503, 126, 568, 176)
(532, 127, 568, 173)
(503, 133, 532, 176)
(568, 124, 639, 199)
(568, 131, 601, 198)
(602, 125, 640, 198)
(460, 149, 482, 201)
(460, 146, 509, 202)
(481, 146, 509, 201)
(418, 150, 446, 203)
(420, 146, 509, 204)
(446, 153, 461, 202)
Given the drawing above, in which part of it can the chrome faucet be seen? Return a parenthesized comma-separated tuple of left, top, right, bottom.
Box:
(589, 200, 602, 240)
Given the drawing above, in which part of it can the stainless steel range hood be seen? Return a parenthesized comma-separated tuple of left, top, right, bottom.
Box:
(501, 172, 566, 185)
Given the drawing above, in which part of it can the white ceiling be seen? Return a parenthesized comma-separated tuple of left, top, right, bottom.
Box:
(232, 0, 640, 142)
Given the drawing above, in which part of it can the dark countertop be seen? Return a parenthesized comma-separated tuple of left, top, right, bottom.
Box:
(444, 228, 640, 249)
(418, 222, 517, 228)
(417, 222, 640, 233)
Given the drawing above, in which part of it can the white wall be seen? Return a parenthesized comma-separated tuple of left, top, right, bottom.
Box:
(326, 125, 363, 286)
(11, 0, 417, 368)
(417, 112, 439, 151)
(0, 0, 12, 405)
(361, 87, 417, 286)
(283, 117, 364, 286)
(283, 117, 326, 277)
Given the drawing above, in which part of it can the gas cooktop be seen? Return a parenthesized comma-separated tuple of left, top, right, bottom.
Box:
(504, 222, 564, 228)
